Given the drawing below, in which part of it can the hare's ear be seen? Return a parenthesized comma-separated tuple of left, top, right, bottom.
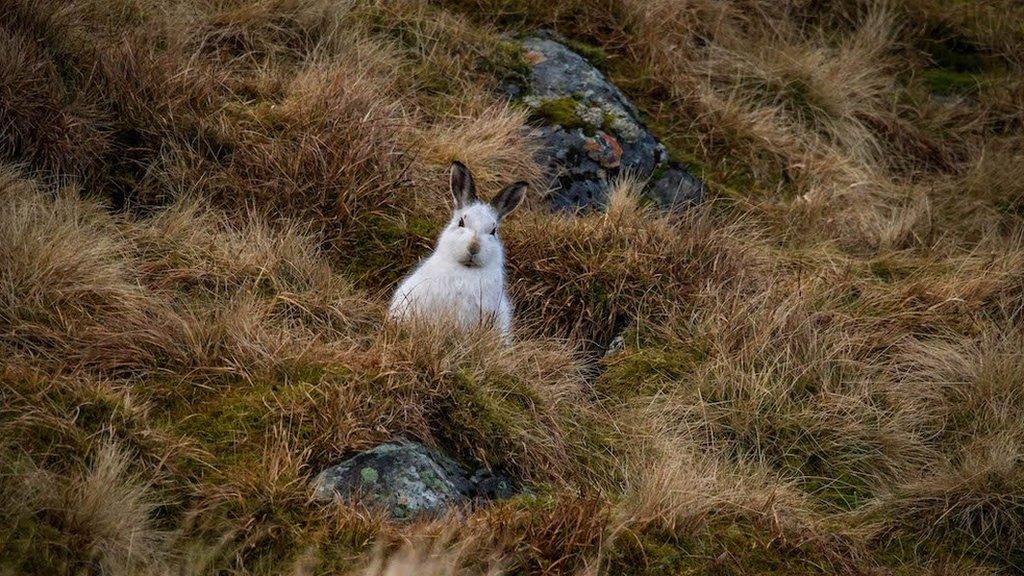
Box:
(449, 161, 478, 208)
(491, 181, 527, 220)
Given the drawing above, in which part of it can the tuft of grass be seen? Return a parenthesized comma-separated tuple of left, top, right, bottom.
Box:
(506, 177, 758, 344)
(0, 440, 170, 575)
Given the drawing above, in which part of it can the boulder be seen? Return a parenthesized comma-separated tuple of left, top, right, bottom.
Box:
(312, 439, 515, 520)
(514, 35, 704, 211)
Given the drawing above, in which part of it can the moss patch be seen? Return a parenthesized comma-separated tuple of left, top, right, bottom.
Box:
(867, 255, 916, 283)
(921, 68, 983, 95)
(596, 345, 707, 402)
(529, 96, 588, 130)
(605, 521, 844, 575)
(923, 32, 986, 73)
(334, 212, 440, 289)
(480, 39, 533, 90)
(563, 38, 610, 68)
(433, 369, 547, 472)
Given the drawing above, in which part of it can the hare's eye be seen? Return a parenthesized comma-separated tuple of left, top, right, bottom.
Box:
(490, 227, 497, 235)
(457, 217, 465, 227)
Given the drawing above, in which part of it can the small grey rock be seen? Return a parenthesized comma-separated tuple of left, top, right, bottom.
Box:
(470, 468, 517, 500)
(313, 440, 471, 520)
(605, 334, 626, 358)
(313, 440, 518, 521)
(649, 166, 705, 210)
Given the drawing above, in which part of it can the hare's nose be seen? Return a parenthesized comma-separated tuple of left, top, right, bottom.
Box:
(468, 237, 481, 255)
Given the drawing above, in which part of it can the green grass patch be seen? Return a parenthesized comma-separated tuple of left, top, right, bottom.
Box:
(920, 68, 983, 95)
(596, 345, 707, 402)
(335, 212, 440, 289)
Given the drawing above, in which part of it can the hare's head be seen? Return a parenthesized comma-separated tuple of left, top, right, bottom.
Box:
(434, 161, 527, 269)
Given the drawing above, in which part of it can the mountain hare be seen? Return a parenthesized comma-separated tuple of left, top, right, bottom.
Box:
(388, 161, 527, 338)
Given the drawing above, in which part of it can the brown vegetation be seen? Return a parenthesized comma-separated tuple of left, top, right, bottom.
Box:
(2, 0, 1023, 574)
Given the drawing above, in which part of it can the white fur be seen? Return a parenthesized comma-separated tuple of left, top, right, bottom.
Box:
(389, 202, 515, 337)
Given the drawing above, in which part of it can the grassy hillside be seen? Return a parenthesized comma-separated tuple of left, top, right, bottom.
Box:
(2, 0, 1023, 574)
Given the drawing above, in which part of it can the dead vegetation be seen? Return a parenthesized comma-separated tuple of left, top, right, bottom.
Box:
(2, 0, 1024, 574)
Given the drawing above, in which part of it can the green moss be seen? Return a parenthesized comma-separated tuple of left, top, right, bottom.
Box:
(226, 100, 288, 134)
(924, 33, 985, 73)
(600, 111, 618, 134)
(277, 361, 329, 385)
(604, 530, 695, 576)
(605, 520, 844, 576)
(873, 534, 1003, 575)
(530, 96, 588, 130)
(172, 385, 270, 448)
(921, 68, 983, 95)
(867, 256, 914, 283)
(643, 117, 760, 202)
(776, 75, 820, 117)
(562, 38, 610, 68)
(315, 520, 380, 570)
(479, 39, 532, 89)
(435, 370, 544, 471)
(596, 345, 706, 402)
(162, 376, 315, 481)
(424, 368, 625, 486)
(1, 373, 186, 474)
(335, 212, 440, 289)
(0, 515, 79, 576)
(650, 163, 670, 182)
(994, 196, 1024, 217)
(800, 474, 871, 512)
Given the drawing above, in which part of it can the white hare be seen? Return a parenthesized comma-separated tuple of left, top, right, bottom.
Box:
(388, 161, 527, 338)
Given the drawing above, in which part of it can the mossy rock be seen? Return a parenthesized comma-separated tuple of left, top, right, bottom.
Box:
(529, 96, 588, 130)
(515, 35, 704, 210)
(312, 439, 518, 521)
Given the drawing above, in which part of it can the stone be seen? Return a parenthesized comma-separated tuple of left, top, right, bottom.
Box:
(470, 468, 517, 500)
(604, 334, 626, 358)
(312, 439, 516, 521)
(513, 35, 704, 211)
(648, 167, 706, 211)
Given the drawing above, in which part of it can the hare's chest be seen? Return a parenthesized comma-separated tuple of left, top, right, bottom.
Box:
(440, 272, 505, 313)
(410, 268, 505, 324)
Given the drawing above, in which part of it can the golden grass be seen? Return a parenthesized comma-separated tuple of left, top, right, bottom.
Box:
(2, 0, 1024, 574)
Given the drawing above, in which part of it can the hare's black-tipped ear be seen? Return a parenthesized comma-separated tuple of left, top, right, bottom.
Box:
(491, 181, 528, 220)
(449, 161, 478, 208)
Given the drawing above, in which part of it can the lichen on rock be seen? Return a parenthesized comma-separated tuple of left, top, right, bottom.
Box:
(312, 439, 516, 521)
(510, 34, 705, 211)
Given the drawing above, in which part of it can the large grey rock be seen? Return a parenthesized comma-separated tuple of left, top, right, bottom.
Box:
(515, 36, 704, 211)
(312, 440, 514, 520)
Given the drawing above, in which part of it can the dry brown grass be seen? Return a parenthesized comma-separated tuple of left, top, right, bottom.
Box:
(0, 438, 172, 575)
(2, 0, 1024, 574)
(506, 178, 762, 343)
